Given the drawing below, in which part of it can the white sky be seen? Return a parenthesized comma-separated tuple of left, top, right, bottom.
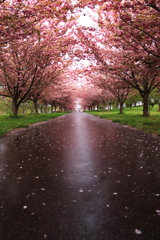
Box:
(77, 7, 98, 28)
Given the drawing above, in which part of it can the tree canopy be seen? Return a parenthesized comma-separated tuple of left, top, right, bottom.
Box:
(0, 0, 160, 116)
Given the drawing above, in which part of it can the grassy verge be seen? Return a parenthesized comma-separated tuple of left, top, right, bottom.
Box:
(87, 105, 160, 136)
(0, 112, 70, 137)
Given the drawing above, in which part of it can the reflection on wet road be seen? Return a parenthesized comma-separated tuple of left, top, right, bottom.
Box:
(0, 112, 160, 240)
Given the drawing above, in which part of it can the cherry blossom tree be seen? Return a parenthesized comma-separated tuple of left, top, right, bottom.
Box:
(75, 0, 160, 116)
(1, 0, 159, 116)
(96, 0, 160, 116)
(81, 64, 131, 113)
(97, 76, 131, 114)
(108, 0, 160, 60)
(0, 0, 74, 46)
(38, 68, 78, 113)
(0, 18, 75, 116)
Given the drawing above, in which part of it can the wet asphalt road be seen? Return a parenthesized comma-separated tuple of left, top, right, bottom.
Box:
(0, 112, 160, 240)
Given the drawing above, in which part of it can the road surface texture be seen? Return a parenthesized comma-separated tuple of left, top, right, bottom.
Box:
(0, 112, 160, 240)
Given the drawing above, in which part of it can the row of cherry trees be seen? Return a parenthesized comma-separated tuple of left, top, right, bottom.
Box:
(0, 0, 160, 116)
(75, 0, 160, 116)
(0, 0, 78, 115)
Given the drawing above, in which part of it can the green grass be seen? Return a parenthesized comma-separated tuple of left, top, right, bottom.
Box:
(87, 105, 160, 136)
(0, 112, 70, 137)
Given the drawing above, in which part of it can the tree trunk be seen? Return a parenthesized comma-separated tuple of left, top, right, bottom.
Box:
(44, 103, 48, 113)
(97, 103, 99, 111)
(158, 101, 160, 112)
(12, 99, 19, 117)
(107, 100, 110, 112)
(142, 93, 149, 117)
(50, 102, 54, 112)
(51, 104, 53, 113)
(119, 102, 123, 114)
(33, 100, 38, 113)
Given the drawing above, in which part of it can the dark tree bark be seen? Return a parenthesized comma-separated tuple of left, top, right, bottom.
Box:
(12, 99, 19, 117)
(33, 100, 39, 113)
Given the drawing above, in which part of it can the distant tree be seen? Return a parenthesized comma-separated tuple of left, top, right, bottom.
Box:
(125, 90, 142, 108)
(148, 89, 160, 109)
